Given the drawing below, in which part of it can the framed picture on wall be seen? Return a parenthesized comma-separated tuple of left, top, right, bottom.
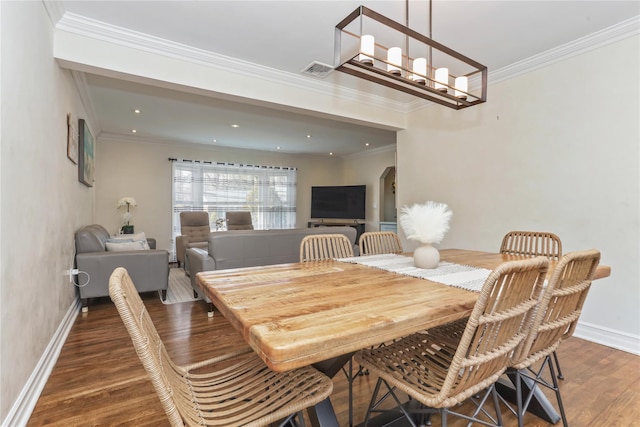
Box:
(66, 113, 78, 164)
(78, 118, 94, 187)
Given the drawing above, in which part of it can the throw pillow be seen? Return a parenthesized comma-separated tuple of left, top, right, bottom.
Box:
(106, 240, 148, 252)
(110, 232, 150, 249)
(111, 232, 146, 242)
(107, 238, 133, 243)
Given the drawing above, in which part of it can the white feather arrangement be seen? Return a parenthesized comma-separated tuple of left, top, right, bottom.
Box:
(399, 201, 452, 245)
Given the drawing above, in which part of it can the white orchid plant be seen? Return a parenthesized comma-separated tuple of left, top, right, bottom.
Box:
(399, 201, 452, 245)
(117, 197, 137, 226)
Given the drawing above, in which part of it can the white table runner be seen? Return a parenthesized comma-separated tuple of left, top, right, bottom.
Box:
(337, 254, 491, 292)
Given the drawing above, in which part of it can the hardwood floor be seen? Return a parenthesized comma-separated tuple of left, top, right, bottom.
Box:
(28, 294, 640, 426)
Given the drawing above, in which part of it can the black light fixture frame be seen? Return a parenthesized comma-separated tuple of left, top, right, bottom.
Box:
(334, 6, 487, 110)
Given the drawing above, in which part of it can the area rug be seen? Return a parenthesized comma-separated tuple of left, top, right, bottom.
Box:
(161, 268, 202, 304)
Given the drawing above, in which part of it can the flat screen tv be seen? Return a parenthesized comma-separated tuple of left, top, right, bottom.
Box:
(311, 185, 366, 220)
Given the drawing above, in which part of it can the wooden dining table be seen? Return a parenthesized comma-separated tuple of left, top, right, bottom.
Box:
(196, 248, 611, 427)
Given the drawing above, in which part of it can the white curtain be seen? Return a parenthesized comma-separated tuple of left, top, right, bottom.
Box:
(171, 160, 297, 257)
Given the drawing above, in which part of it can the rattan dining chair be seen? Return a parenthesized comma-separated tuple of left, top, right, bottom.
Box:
(109, 267, 333, 427)
(354, 256, 549, 427)
(359, 231, 403, 255)
(300, 233, 354, 262)
(357, 231, 404, 377)
(298, 233, 356, 425)
(500, 230, 565, 379)
(500, 230, 563, 260)
(506, 249, 600, 427)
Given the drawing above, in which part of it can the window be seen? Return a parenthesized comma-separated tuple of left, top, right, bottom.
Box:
(172, 161, 297, 256)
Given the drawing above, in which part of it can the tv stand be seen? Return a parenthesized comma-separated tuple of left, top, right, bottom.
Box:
(307, 219, 365, 242)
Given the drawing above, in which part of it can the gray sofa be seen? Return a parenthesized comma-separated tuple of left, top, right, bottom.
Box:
(187, 226, 357, 315)
(74, 224, 169, 311)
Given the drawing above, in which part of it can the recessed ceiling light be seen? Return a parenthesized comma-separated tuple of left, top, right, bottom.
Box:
(132, 109, 141, 114)
(329, 152, 334, 156)
(131, 129, 137, 133)
(306, 134, 312, 138)
(231, 124, 240, 128)
(212, 139, 217, 143)
(365, 142, 370, 147)
(276, 146, 281, 150)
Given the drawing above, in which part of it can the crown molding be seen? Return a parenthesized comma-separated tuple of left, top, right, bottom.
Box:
(98, 131, 368, 158)
(42, 0, 65, 28)
(70, 70, 100, 133)
(405, 15, 639, 113)
(342, 144, 397, 160)
(55, 12, 410, 114)
(99, 131, 207, 147)
(55, 9, 638, 116)
(489, 15, 640, 85)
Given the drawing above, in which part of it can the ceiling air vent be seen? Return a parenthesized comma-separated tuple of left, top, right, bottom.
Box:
(301, 61, 334, 79)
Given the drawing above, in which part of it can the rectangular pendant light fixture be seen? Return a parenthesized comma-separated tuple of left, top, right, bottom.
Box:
(334, 6, 487, 110)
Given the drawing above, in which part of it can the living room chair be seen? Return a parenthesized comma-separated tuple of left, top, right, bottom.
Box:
(176, 211, 210, 269)
(225, 211, 254, 230)
(300, 233, 354, 262)
(75, 224, 168, 312)
(354, 256, 549, 427)
(500, 230, 562, 260)
(500, 230, 565, 379)
(109, 267, 333, 427)
(359, 231, 403, 255)
(506, 249, 600, 427)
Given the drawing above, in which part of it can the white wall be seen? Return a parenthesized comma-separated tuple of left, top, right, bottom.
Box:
(343, 147, 397, 232)
(94, 138, 353, 252)
(396, 35, 640, 350)
(1, 2, 93, 421)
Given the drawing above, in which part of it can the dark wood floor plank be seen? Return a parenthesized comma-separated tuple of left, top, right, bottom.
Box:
(28, 295, 639, 427)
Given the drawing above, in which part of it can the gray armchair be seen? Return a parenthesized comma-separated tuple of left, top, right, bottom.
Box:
(74, 224, 168, 312)
(176, 212, 210, 268)
(225, 211, 254, 230)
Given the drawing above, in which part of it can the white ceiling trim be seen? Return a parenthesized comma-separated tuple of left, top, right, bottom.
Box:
(54, 8, 639, 118)
(99, 131, 224, 148)
(43, 0, 65, 27)
(98, 131, 359, 158)
(489, 15, 640, 86)
(343, 143, 397, 160)
(55, 12, 410, 114)
(70, 70, 100, 133)
(405, 14, 640, 114)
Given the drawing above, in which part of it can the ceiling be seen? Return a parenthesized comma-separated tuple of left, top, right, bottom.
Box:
(56, 1, 639, 156)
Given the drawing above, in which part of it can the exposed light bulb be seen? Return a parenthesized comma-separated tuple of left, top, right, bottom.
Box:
(412, 58, 427, 84)
(358, 35, 375, 65)
(435, 67, 449, 92)
(387, 47, 402, 75)
(454, 76, 468, 99)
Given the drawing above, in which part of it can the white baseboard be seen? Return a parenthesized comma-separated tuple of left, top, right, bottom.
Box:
(574, 321, 640, 356)
(2, 298, 81, 427)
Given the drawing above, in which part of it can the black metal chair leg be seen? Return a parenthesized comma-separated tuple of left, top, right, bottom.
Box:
(552, 350, 564, 380)
(548, 355, 569, 427)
